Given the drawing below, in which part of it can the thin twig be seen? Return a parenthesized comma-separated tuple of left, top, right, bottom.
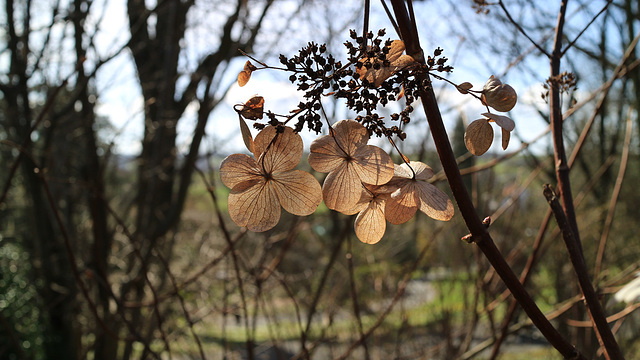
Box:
(594, 111, 633, 279)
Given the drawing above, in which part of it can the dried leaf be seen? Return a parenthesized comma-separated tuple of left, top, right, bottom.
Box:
(464, 119, 494, 156)
(238, 115, 256, 156)
(482, 112, 515, 132)
(482, 76, 517, 112)
(457, 82, 473, 94)
(239, 96, 264, 120)
(237, 60, 257, 87)
(501, 128, 511, 150)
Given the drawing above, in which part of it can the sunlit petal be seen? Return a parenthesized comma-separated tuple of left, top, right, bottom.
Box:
(308, 135, 347, 173)
(354, 196, 387, 244)
(228, 179, 281, 232)
(321, 163, 363, 212)
(416, 182, 454, 221)
(482, 112, 515, 132)
(272, 170, 322, 216)
(331, 120, 370, 155)
(385, 182, 419, 224)
(254, 126, 303, 173)
(352, 145, 395, 185)
(220, 154, 261, 189)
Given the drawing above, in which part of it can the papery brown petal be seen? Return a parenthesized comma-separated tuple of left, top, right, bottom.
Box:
(352, 145, 395, 185)
(220, 153, 261, 189)
(228, 179, 281, 232)
(386, 40, 406, 63)
(272, 170, 322, 216)
(333, 120, 370, 154)
(416, 182, 454, 221)
(391, 54, 416, 71)
(321, 163, 363, 212)
(397, 161, 434, 181)
(385, 182, 419, 224)
(502, 128, 511, 150)
(354, 197, 387, 244)
(308, 134, 348, 173)
(254, 126, 303, 173)
(342, 188, 373, 216)
(482, 76, 517, 112)
(239, 96, 264, 120)
(464, 119, 494, 156)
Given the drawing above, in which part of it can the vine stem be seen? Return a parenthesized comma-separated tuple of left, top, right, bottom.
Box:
(389, 1, 584, 358)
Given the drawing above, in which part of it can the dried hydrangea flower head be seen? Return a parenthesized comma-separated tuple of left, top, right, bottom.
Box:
(220, 126, 322, 232)
(482, 75, 517, 112)
(308, 119, 395, 212)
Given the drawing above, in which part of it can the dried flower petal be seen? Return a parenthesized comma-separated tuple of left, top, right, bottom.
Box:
(345, 185, 389, 244)
(464, 119, 494, 156)
(482, 75, 517, 112)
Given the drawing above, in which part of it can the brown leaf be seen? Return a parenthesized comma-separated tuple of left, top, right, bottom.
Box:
(456, 82, 473, 94)
(501, 128, 511, 150)
(464, 119, 494, 156)
(237, 60, 257, 87)
(238, 115, 256, 156)
(239, 96, 264, 120)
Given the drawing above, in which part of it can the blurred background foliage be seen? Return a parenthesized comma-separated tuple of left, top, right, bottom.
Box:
(1, 0, 639, 359)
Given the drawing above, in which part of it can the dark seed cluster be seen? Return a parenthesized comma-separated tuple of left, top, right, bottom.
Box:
(272, 29, 453, 140)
